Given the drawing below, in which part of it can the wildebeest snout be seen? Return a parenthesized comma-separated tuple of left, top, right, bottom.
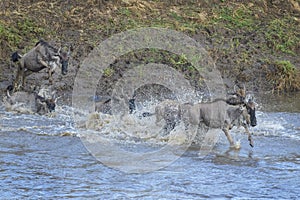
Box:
(46, 99, 56, 112)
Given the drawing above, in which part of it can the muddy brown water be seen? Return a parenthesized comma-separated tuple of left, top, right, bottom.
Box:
(0, 93, 299, 199)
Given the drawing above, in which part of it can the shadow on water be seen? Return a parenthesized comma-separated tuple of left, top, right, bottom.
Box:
(211, 149, 259, 167)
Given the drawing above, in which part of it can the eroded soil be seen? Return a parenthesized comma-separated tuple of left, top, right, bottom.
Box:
(0, 0, 299, 104)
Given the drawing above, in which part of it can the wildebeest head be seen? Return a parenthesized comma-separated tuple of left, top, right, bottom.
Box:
(58, 47, 70, 75)
(245, 97, 257, 127)
(11, 51, 22, 62)
(229, 85, 257, 127)
(45, 98, 56, 112)
(36, 87, 58, 113)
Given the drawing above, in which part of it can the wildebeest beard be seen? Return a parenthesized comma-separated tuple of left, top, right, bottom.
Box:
(60, 52, 69, 75)
(247, 104, 257, 127)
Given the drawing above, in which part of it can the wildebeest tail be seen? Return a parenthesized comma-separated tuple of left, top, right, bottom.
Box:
(11, 51, 22, 62)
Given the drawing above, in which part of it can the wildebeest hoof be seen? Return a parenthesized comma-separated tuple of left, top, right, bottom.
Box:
(230, 141, 241, 150)
(249, 141, 254, 148)
(248, 136, 254, 147)
(230, 145, 241, 150)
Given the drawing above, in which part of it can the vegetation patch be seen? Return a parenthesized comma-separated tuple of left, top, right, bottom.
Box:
(0, 0, 299, 94)
(0, 22, 21, 49)
(211, 4, 257, 30)
(266, 60, 300, 93)
(264, 17, 300, 55)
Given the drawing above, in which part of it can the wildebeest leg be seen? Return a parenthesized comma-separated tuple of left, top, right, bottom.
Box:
(13, 65, 22, 91)
(22, 70, 33, 88)
(48, 69, 53, 84)
(37, 54, 52, 83)
(222, 122, 235, 147)
(14, 63, 27, 90)
(243, 124, 254, 147)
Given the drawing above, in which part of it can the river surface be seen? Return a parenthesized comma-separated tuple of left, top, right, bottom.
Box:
(0, 93, 300, 199)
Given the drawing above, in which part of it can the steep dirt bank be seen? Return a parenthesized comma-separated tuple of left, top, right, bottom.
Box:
(0, 0, 299, 104)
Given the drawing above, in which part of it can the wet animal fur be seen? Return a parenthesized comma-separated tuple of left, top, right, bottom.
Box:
(143, 98, 256, 148)
(4, 86, 57, 115)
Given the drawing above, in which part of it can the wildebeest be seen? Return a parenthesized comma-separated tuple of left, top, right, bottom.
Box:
(12, 39, 70, 90)
(142, 90, 257, 148)
(181, 99, 256, 148)
(3, 85, 58, 115)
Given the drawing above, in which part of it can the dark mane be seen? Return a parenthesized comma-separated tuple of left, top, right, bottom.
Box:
(35, 39, 57, 52)
(35, 39, 48, 47)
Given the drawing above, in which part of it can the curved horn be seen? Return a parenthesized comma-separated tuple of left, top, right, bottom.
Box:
(43, 90, 47, 99)
(6, 85, 13, 98)
(6, 89, 11, 98)
(54, 96, 61, 103)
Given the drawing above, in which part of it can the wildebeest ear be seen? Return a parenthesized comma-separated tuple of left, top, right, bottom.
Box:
(51, 91, 58, 102)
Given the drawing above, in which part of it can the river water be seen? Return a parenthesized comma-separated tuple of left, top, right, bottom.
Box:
(0, 93, 300, 199)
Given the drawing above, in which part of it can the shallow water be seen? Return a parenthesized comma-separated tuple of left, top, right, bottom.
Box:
(0, 94, 300, 199)
(258, 92, 300, 112)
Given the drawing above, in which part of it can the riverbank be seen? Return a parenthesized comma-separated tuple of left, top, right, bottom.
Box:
(0, 0, 299, 99)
